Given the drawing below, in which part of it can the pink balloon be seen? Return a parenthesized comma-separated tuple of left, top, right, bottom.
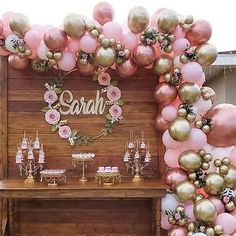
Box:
(208, 197, 225, 215)
(24, 30, 41, 49)
(37, 42, 49, 60)
(93, 2, 114, 25)
(28, 49, 37, 59)
(184, 204, 196, 222)
(103, 21, 122, 42)
(174, 56, 183, 69)
(149, 8, 166, 27)
(181, 62, 203, 83)
(67, 38, 80, 53)
(173, 26, 186, 39)
(173, 38, 190, 56)
(186, 128, 207, 150)
(229, 147, 236, 167)
(80, 34, 97, 53)
(2, 11, 14, 27)
(196, 73, 206, 86)
(168, 226, 187, 236)
(164, 148, 181, 168)
(58, 51, 76, 71)
(31, 24, 45, 38)
(121, 32, 138, 51)
(162, 130, 182, 149)
(215, 213, 236, 234)
(161, 105, 178, 122)
(0, 20, 3, 36)
(121, 20, 130, 34)
(0, 47, 10, 56)
(161, 212, 172, 230)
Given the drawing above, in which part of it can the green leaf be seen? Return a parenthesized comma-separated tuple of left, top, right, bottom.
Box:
(117, 99, 124, 106)
(106, 114, 112, 120)
(54, 88, 62, 94)
(51, 124, 58, 132)
(41, 106, 50, 113)
(72, 129, 78, 137)
(111, 80, 118, 86)
(60, 119, 67, 125)
(92, 74, 98, 81)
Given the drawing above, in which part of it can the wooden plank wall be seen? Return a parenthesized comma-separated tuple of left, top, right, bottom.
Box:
(1, 57, 166, 236)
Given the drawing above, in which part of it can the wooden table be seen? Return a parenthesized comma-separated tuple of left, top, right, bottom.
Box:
(0, 179, 166, 236)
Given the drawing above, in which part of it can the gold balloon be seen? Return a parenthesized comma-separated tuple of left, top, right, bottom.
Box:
(204, 173, 225, 195)
(94, 46, 116, 68)
(175, 181, 196, 202)
(128, 6, 150, 34)
(10, 13, 31, 35)
(154, 55, 173, 76)
(63, 13, 86, 38)
(193, 199, 217, 224)
(169, 117, 191, 142)
(195, 43, 218, 66)
(157, 9, 179, 33)
(224, 166, 236, 188)
(179, 150, 202, 171)
(178, 82, 201, 104)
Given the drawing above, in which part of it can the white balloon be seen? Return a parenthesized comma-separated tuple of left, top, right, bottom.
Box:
(37, 42, 49, 60)
(212, 147, 231, 160)
(161, 193, 180, 212)
(192, 233, 207, 236)
(174, 56, 183, 69)
(5, 34, 20, 53)
(193, 96, 212, 115)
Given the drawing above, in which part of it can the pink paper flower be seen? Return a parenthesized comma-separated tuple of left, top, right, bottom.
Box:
(223, 196, 230, 204)
(174, 213, 181, 220)
(118, 50, 125, 57)
(109, 105, 122, 118)
(58, 126, 72, 139)
(98, 72, 111, 86)
(107, 86, 121, 102)
(45, 109, 60, 125)
(44, 90, 58, 104)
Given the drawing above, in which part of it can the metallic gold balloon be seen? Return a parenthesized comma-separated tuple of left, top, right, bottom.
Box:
(178, 82, 201, 104)
(169, 117, 191, 142)
(154, 55, 173, 76)
(175, 181, 196, 202)
(195, 43, 218, 66)
(157, 9, 179, 33)
(94, 46, 116, 68)
(193, 199, 217, 224)
(179, 150, 202, 171)
(128, 6, 150, 34)
(224, 166, 236, 188)
(63, 14, 86, 38)
(10, 13, 31, 35)
(214, 225, 224, 235)
(204, 173, 225, 195)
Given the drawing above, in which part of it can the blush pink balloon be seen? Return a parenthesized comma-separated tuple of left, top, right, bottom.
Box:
(121, 32, 138, 51)
(186, 128, 207, 150)
(168, 226, 187, 236)
(161, 212, 172, 230)
(31, 24, 45, 38)
(208, 197, 225, 214)
(173, 26, 186, 39)
(215, 213, 236, 234)
(0, 20, 3, 36)
(37, 42, 49, 60)
(164, 149, 181, 168)
(181, 62, 203, 83)
(229, 147, 236, 167)
(162, 130, 182, 149)
(196, 73, 206, 86)
(67, 38, 80, 53)
(0, 47, 10, 56)
(161, 105, 178, 122)
(2, 11, 14, 27)
(58, 51, 76, 71)
(80, 34, 97, 53)
(149, 8, 166, 27)
(103, 21, 122, 42)
(173, 38, 190, 56)
(28, 49, 38, 59)
(93, 2, 114, 25)
(184, 204, 196, 222)
(24, 30, 41, 49)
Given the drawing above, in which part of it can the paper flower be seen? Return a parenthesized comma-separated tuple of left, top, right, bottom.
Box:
(44, 90, 58, 104)
(45, 109, 60, 125)
(58, 126, 72, 139)
(174, 213, 181, 220)
(107, 86, 121, 102)
(109, 104, 122, 118)
(98, 72, 111, 86)
(223, 196, 230, 204)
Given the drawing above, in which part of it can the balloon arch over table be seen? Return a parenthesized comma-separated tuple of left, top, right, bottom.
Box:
(1, 3, 236, 235)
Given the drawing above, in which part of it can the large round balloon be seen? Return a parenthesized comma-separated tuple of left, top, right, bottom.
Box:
(9, 13, 31, 35)
(204, 104, 236, 147)
(224, 166, 236, 188)
(133, 44, 156, 67)
(165, 168, 188, 190)
(175, 180, 196, 202)
(154, 55, 173, 76)
(178, 82, 201, 104)
(93, 2, 114, 25)
(204, 173, 225, 195)
(63, 14, 86, 39)
(94, 46, 116, 68)
(43, 27, 68, 51)
(154, 113, 169, 133)
(178, 150, 202, 171)
(167, 226, 187, 236)
(193, 199, 217, 224)
(116, 59, 137, 78)
(8, 53, 29, 70)
(128, 6, 150, 34)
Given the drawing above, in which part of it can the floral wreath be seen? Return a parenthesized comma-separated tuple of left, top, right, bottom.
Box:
(42, 69, 124, 146)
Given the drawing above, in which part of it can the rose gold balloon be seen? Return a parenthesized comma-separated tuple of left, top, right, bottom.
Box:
(186, 19, 212, 46)
(77, 62, 95, 76)
(43, 27, 68, 51)
(208, 196, 225, 214)
(93, 2, 114, 25)
(165, 168, 188, 190)
(116, 59, 137, 78)
(8, 53, 29, 70)
(167, 226, 187, 236)
(154, 82, 177, 105)
(154, 113, 170, 133)
(204, 104, 236, 147)
(133, 44, 156, 67)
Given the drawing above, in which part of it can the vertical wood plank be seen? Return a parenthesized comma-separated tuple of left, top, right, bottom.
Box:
(152, 198, 161, 236)
(0, 57, 8, 180)
(9, 199, 15, 236)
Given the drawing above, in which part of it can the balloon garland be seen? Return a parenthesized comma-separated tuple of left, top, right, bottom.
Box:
(0, 3, 236, 235)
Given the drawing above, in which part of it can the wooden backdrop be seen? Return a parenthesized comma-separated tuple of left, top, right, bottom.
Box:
(0, 57, 166, 235)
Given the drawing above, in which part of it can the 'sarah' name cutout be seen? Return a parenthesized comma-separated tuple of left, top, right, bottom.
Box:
(59, 90, 106, 116)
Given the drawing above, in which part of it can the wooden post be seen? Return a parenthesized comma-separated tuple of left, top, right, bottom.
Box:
(152, 198, 161, 236)
(9, 199, 15, 236)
